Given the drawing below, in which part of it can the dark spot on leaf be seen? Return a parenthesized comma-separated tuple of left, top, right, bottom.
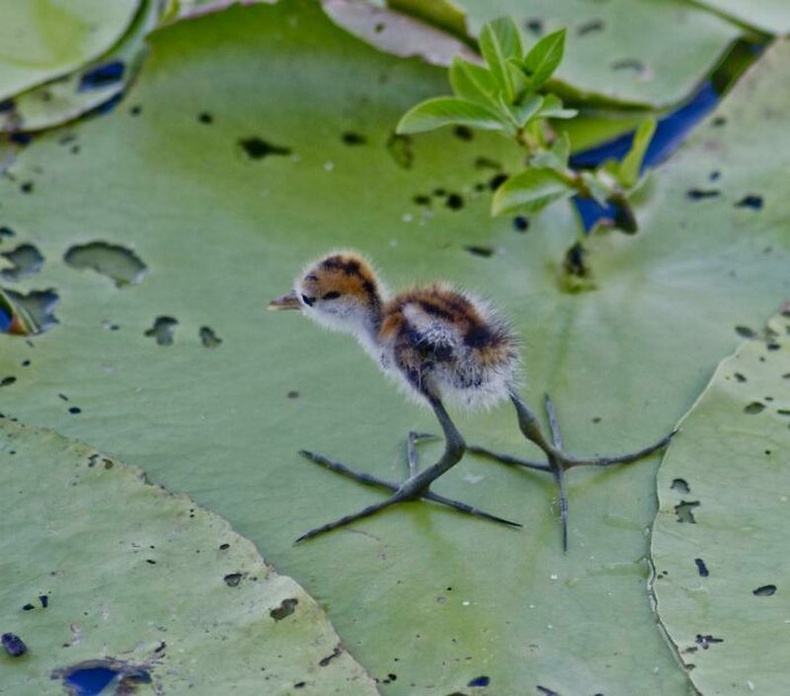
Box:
(68, 406, 81, 415)
(711, 116, 726, 127)
(563, 242, 589, 278)
(537, 686, 560, 696)
(146, 559, 156, 565)
(446, 193, 464, 210)
(488, 173, 508, 190)
(695, 634, 723, 649)
(270, 597, 299, 621)
(386, 133, 413, 169)
(0, 226, 15, 240)
(735, 194, 763, 210)
(513, 215, 530, 232)
(674, 500, 700, 524)
(319, 645, 343, 667)
(474, 156, 502, 171)
(2, 632, 27, 657)
(735, 325, 757, 338)
(433, 188, 447, 197)
(524, 18, 543, 34)
(0, 376, 15, 387)
(670, 478, 690, 494)
(20, 182, 33, 194)
(219, 543, 230, 550)
(709, 170, 720, 181)
(144, 316, 178, 346)
(694, 558, 709, 577)
(744, 401, 765, 414)
(412, 194, 431, 206)
(734, 372, 747, 382)
(238, 136, 292, 159)
(199, 326, 222, 348)
(468, 675, 490, 687)
(130, 105, 142, 116)
(464, 245, 493, 258)
(577, 18, 604, 35)
(686, 189, 720, 201)
(1, 244, 44, 281)
(63, 241, 147, 287)
(287, 390, 299, 399)
(22, 603, 34, 611)
(374, 22, 385, 33)
(294, 682, 306, 689)
(753, 584, 777, 596)
(453, 125, 473, 141)
(342, 131, 366, 145)
(79, 61, 125, 90)
(198, 112, 213, 124)
(223, 572, 244, 587)
(611, 58, 645, 72)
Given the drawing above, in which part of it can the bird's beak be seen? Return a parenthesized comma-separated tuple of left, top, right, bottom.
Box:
(268, 290, 302, 311)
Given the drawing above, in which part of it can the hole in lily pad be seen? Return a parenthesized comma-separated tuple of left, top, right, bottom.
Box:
(735, 325, 757, 338)
(0, 226, 15, 240)
(670, 478, 690, 493)
(223, 572, 244, 587)
(468, 675, 490, 687)
(1, 632, 27, 657)
(52, 658, 152, 695)
(270, 597, 299, 621)
(79, 61, 125, 91)
(753, 584, 777, 596)
(63, 241, 147, 287)
(695, 634, 723, 649)
(144, 316, 178, 346)
(0, 287, 59, 335)
(1, 243, 44, 281)
(674, 500, 700, 524)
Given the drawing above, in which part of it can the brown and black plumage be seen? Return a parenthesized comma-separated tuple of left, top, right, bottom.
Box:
(270, 251, 672, 549)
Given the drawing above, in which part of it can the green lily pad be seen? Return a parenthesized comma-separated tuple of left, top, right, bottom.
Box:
(694, 0, 790, 35)
(394, 0, 742, 107)
(0, 418, 378, 694)
(0, 0, 140, 102)
(3, 0, 163, 134)
(0, 2, 788, 694)
(650, 308, 790, 693)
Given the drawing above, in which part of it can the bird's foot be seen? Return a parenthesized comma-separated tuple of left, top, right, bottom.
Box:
(295, 448, 521, 543)
(470, 394, 676, 551)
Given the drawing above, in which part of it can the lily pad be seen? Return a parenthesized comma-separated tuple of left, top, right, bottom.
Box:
(0, 2, 788, 694)
(394, 0, 742, 107)
(0, 417, 378, 694)
(0, 0, 140, 102)
(694, 0, 790, 35)
(650, 308, 790, 693)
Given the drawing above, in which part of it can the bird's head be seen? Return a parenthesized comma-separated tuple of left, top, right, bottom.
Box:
(269, 252, 384, 338)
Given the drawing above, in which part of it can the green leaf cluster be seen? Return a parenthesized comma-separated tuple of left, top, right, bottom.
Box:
(397, 17, 654, 226)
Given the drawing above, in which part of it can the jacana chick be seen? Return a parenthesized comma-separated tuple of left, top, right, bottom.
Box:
(270, 251, 672, 549)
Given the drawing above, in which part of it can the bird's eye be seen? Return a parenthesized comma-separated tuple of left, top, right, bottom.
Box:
(322, 291, 341, 300)
(301, 294, 315, 307)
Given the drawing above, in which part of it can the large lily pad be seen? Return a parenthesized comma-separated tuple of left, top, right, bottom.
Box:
(0, 418, 378, 694)
(650, 309, 790, 693)
(0, 2, 788, 694)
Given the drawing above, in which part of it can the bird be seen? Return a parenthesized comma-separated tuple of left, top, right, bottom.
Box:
(269, 251, 673, 550)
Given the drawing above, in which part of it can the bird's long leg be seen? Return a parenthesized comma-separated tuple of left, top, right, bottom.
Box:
(470, 391, 674, 551)
(296, 396, 521, 543)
